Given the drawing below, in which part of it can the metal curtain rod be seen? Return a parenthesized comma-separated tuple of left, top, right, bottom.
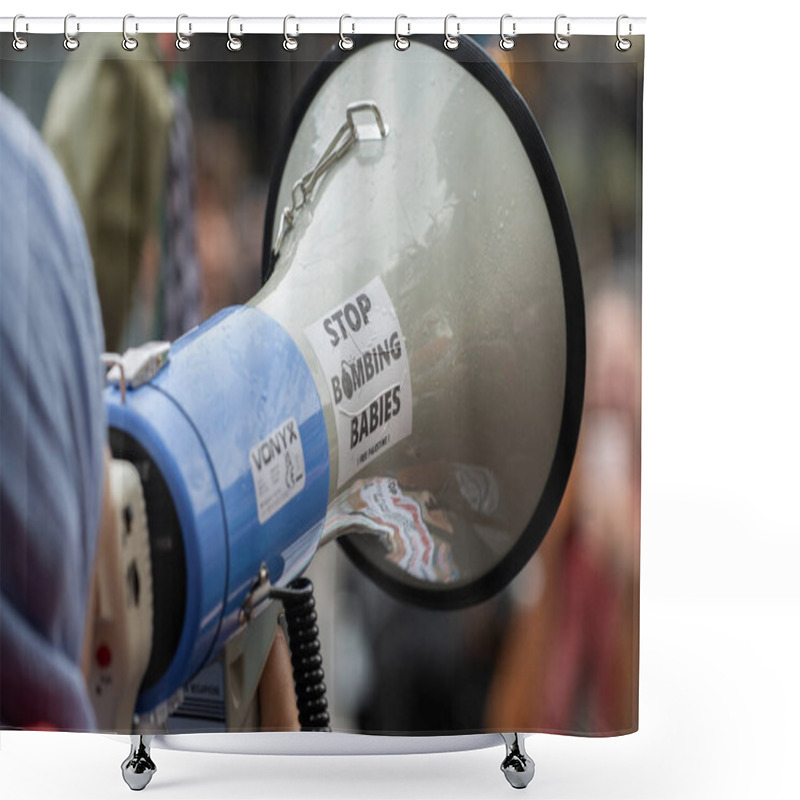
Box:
(0, 15, 646, 37)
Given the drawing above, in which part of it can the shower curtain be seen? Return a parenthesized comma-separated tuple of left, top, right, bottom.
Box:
(0, 22, 643, 743)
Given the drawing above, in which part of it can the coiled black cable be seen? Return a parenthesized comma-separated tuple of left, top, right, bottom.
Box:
(270, 577, 331, 731)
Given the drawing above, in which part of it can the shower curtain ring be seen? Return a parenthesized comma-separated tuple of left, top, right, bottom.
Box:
(283, 15, 299, 51)
(444, 14, 460, 50)
(395, 15, 410, 51)
(227, 15, 242, 51)
(554, 15, 570, 51)
(12, 15, 28, 51)
(63, 14, 79, 51)
(616, 15, 632, 51)
(339, 14, 354, 50)
(176, 14, 191, 50)
(122, 14, 138, 51)
(499, 14, 516, 50)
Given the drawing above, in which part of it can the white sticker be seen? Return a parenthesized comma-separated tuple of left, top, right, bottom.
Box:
(249, 417, 306, 524)
(304, 277, 412, 487)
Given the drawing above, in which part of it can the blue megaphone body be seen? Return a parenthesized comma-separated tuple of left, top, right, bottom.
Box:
(106, 307, 329, 714)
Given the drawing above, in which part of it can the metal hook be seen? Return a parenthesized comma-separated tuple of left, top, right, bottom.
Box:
(339, 14, 354, 50)
(616, 14, 632, 51)
(63, 13, 79, 51)
(12, 14, 28, 52)
(554, 14, 570, 51)
(227, 15, 242, 52)
(272, 101, 389, 260)
(283, 15, 299, 51)
(444, 14, 460, 50)
(499, 14, 516, 51)
(346, 101, 388, 139)
(101, 354, 127, 405)
(395, 15, 410, 51)
(176, 13, 191, 50)
(121, 14, 138, 51)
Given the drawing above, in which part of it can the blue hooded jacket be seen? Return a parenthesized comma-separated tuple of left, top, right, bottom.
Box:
(1, 93, 105, 730)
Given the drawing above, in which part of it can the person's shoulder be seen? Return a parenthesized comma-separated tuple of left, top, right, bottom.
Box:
(0, 92, 80, 220)
(0, 91, 29, 143)
(0, 91, 105, 355)
(1, 93, 51, 175)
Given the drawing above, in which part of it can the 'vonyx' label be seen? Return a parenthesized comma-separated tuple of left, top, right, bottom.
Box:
(249, 417, 305, 524)
(305, 276, 412, 487)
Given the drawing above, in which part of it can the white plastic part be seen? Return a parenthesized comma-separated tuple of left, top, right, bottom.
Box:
(87, 460, 153, 731)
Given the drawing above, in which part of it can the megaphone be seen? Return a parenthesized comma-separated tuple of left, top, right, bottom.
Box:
(100, 35, 584, 728)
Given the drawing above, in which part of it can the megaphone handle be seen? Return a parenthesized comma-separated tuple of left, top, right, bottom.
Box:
(270, 578, 331, 732)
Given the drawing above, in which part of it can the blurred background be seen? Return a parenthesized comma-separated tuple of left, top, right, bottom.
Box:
(0, 32, 642, 736)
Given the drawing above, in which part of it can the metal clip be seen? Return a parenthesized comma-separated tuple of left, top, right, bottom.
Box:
(12, 15, 28, 51)
(444, 14, 460, 51)
(103, 342, 170, 400)
(272, 101, 389, 261)
(339, 14, 355, 51)
(101, 354, 127, 404)
(616, 15, 632, 51)
(395, 15, 410, 51)
(500, 14, 516, 50)
(63, 14, 79, 51)
(176, 13, 191, 51)
(227, 15, 242, 52)
(284, 15, 299, 51)
(238, 563, 271, 625)
(121, 14, 138, 51)
(554, 15, 570, 51)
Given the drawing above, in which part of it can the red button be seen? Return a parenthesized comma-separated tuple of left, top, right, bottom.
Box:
(96, 644, 112, 669)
